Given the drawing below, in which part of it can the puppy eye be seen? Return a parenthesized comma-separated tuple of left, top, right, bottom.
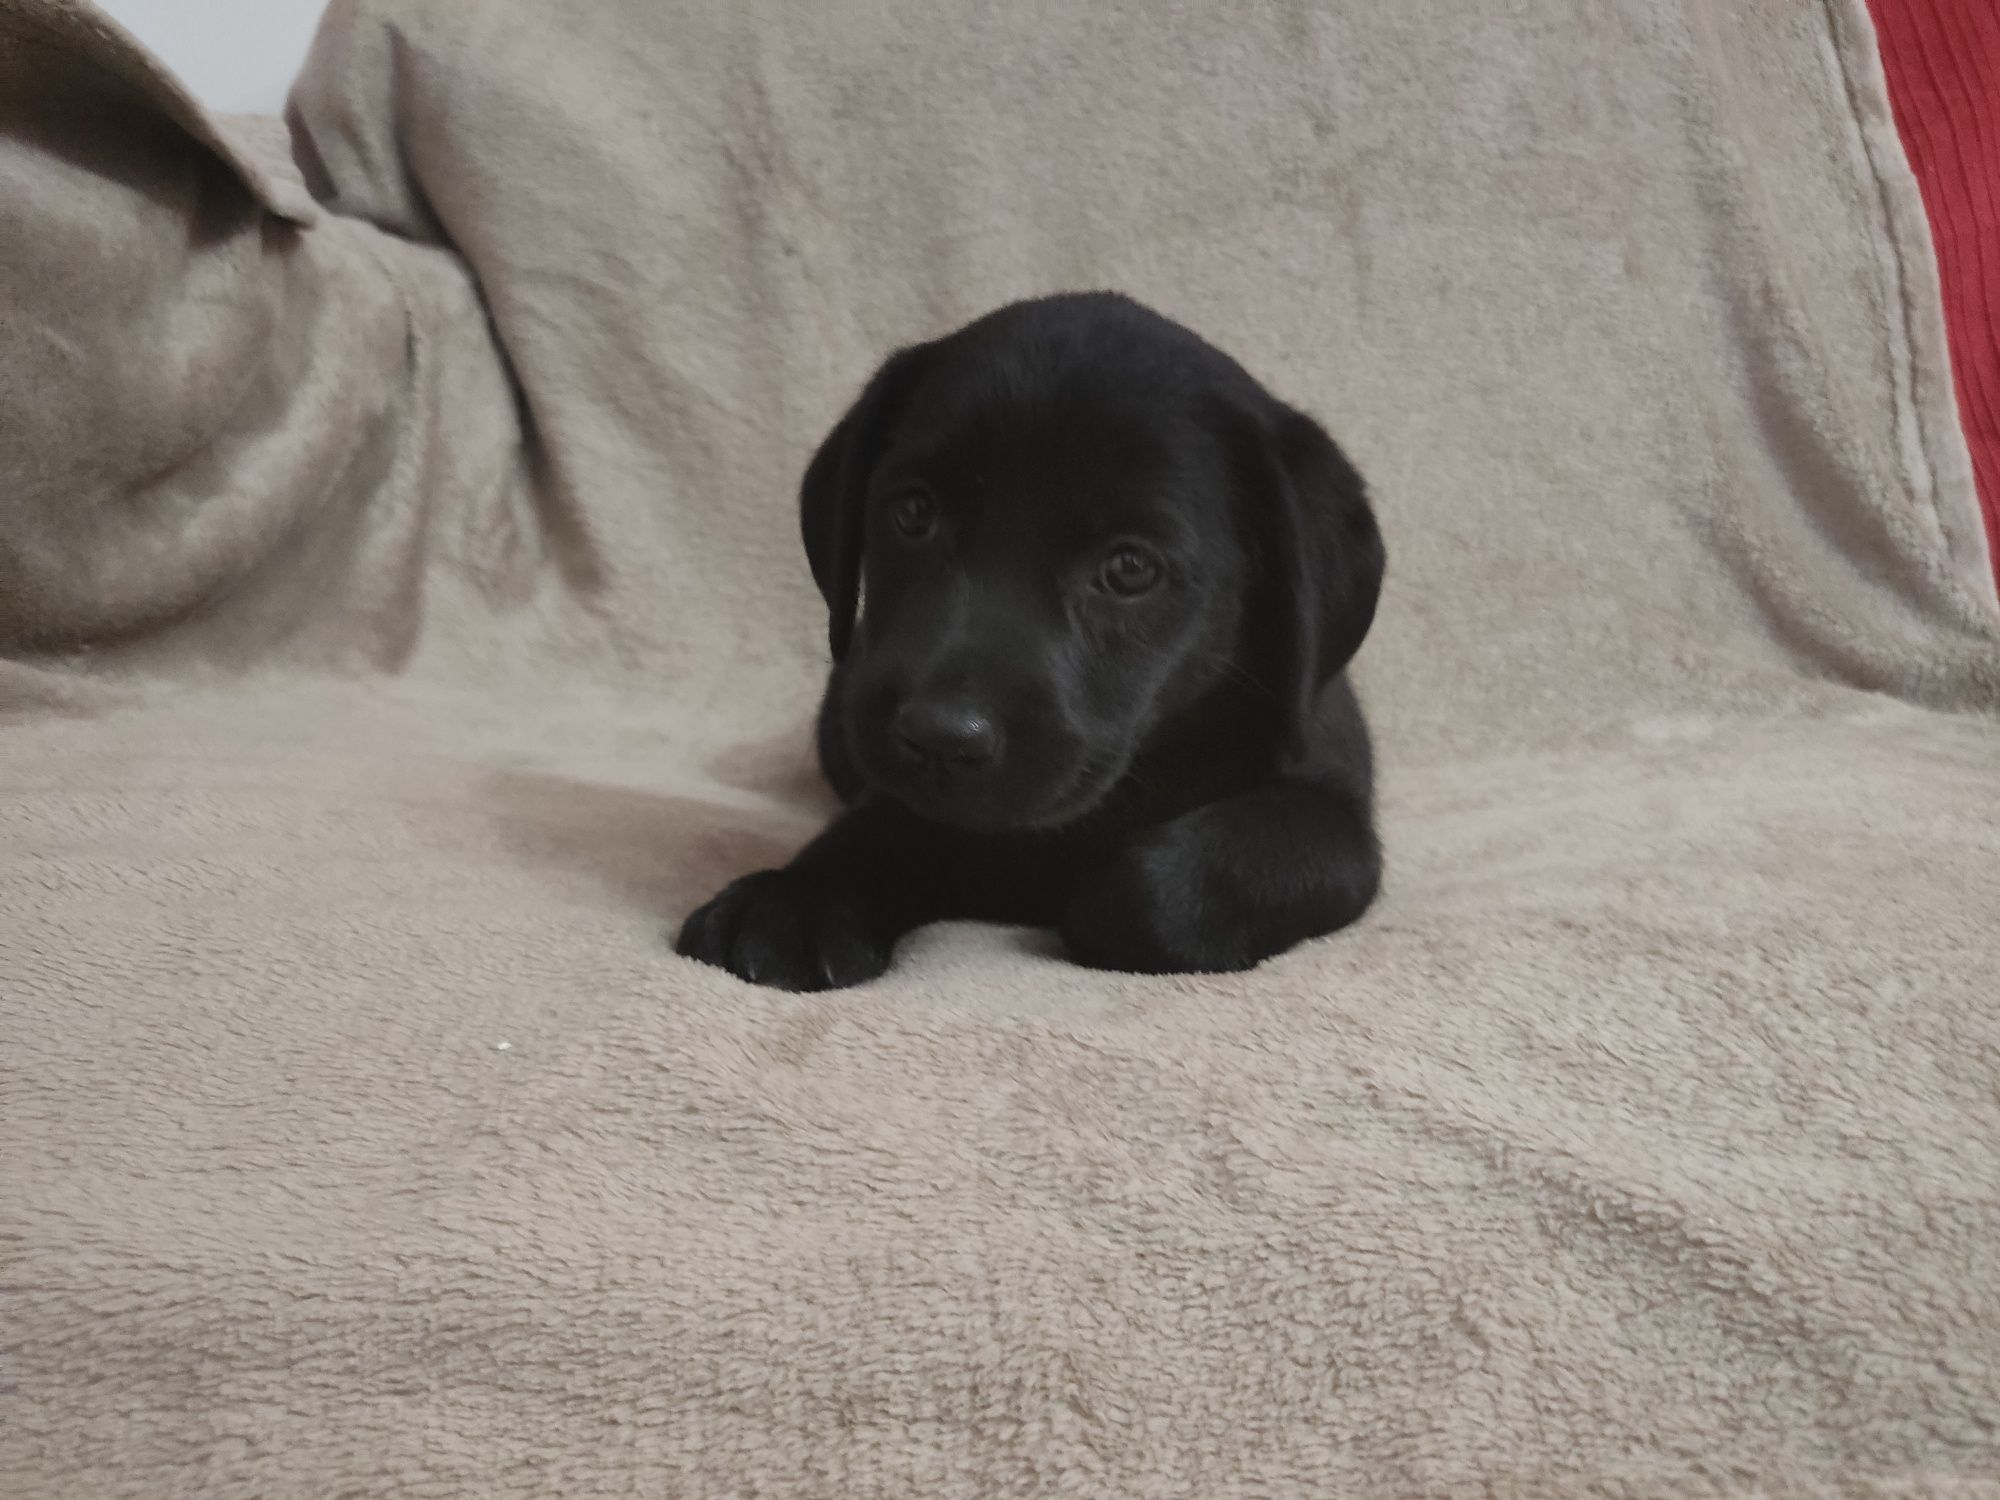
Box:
(1098, 547, 1162, 597)
(889, 492, 937, 541)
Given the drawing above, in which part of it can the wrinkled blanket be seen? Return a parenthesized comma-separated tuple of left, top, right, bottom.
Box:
(4, 0, 1999, 1494)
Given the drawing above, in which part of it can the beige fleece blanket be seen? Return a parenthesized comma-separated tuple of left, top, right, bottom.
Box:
(5, 0, 2000, 1494)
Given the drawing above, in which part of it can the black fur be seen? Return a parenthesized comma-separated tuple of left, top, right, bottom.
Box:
(677, 292, 1385, 990)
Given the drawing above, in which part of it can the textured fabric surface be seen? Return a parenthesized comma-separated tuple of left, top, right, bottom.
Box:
(1867, 0, 2000, 594)
(4, 0, 2000, 1495)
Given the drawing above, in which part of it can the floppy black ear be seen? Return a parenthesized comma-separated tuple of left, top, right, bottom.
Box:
(799, 345, 928, 662)
(1225, 396, 1386, 754)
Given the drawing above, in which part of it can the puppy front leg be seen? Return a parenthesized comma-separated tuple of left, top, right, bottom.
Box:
(1061, 780, 1380, 975)
(676, 798, 947, 992)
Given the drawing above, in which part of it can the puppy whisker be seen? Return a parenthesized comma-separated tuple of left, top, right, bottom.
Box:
(1191, 648, 1277, 700)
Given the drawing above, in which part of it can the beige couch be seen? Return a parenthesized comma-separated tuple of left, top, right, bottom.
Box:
(5, 0, 1999, 1493)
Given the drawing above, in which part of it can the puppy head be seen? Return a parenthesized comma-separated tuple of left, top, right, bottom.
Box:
(802, 293, 1382, 831)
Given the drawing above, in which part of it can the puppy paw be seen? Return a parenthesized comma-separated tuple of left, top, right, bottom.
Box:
(675, 869, 889, 992)
(1060, 838, 1253, 976)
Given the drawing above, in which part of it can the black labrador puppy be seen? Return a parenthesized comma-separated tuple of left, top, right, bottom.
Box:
(678, 292, 1385, 990)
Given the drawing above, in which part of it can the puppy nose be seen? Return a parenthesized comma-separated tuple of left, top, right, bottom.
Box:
(894, 699, 1001, 768)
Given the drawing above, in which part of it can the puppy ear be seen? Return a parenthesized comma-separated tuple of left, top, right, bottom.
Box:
(799, 345, 927, 662)
(1225, 396, 1386, 754)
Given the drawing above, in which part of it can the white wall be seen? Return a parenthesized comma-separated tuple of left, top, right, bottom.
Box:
(98, 0, 331, 116)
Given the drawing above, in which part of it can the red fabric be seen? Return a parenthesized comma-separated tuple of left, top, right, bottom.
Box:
(1865, 0, 2000, 595)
